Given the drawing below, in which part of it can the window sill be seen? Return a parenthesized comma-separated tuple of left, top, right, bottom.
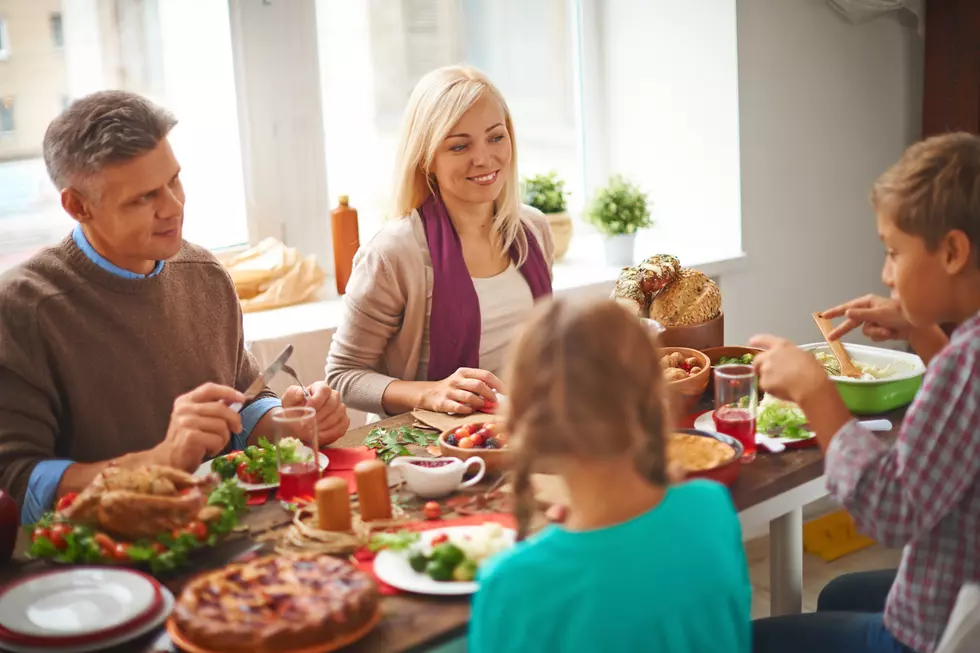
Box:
(242, 240, 747, 345)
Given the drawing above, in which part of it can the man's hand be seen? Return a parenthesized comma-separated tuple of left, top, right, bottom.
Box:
(822, 295, 911, 342)
(749, 335, 831, 405)
(282, 382, 350, 446)
(153, 383, 244, 471)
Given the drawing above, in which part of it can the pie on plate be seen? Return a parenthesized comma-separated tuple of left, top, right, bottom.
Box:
(170, 552, 379, 653)
(667, 433, 736, 471)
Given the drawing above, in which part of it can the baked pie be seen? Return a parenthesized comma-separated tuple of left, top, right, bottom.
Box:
(171, 552, 380, 653)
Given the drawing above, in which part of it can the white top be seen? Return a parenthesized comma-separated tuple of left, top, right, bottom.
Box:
(417, 264, 534, 380)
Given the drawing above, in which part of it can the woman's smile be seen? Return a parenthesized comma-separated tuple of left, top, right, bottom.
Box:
(468, 170, 499, 185)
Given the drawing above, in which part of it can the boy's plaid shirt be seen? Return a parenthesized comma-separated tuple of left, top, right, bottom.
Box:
(827, 312, 980, 653)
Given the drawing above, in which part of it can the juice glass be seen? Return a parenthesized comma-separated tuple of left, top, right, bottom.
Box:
(272, 406, 320, 505)
(713, 364, 758, 463)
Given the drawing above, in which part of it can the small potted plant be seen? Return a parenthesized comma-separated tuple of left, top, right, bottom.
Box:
(584, 175, 652, 266)
(522, 171, 572, 260)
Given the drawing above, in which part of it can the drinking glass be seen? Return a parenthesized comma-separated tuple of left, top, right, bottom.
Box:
(272, 406, 320, 505)
(713, 364, 758, 463)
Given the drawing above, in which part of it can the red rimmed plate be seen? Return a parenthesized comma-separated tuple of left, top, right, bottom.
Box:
(0, 567, 161, 645)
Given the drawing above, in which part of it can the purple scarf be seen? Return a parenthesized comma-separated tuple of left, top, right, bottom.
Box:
(420, 191, 552, 381)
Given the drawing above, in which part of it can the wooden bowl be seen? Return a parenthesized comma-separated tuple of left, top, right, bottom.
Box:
(661, 347, 711, 415)
(659, 311, 725, 350)
(702, 346, 764, 396)
(438, 425, 513, 475)
(671, 428, 743, 487)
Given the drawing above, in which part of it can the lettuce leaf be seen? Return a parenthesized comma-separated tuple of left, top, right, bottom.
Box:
(757, 396, 812, 440)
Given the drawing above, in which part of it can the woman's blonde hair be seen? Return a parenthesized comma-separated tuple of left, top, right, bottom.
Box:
(391, 65, 528, 264)
(505, 298, 672, 540)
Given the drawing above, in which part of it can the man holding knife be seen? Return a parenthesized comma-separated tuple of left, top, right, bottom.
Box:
(0, 91, 349, 523)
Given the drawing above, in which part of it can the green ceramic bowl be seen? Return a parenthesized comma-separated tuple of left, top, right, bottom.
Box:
(800, 343, 925, 415)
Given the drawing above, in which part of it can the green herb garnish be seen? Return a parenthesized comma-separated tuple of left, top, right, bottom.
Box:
(364, 426, 439, 463)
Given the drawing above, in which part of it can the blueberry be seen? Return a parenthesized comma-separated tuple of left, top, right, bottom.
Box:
(446, 434, 459, 446)
(485, 437, 499, 449)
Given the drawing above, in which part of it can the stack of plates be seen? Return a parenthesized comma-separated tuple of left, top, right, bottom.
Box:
(0, 567, 174, 652)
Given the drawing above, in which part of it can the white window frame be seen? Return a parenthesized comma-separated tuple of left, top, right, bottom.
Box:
(228, 0, 334, 271)
(50, 12, 65, 50)
(0, 16, 10, 61)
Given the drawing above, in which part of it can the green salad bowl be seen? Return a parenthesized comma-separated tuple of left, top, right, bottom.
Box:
(799, 343, 925, 415)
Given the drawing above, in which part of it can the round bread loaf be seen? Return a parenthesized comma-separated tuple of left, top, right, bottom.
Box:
(611, 267, 649, 317)
(649, 269, 721, 326)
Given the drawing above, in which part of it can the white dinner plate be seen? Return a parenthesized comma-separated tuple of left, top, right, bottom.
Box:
(0, 568, 157, 638)
(373, 525, 515, 596)
(194, 446, 329, 491)
(693, 411, 816, 447)
(0, 587, 174, 653)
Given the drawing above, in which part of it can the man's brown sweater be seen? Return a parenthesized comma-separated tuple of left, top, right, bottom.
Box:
(0, 235, 273, 510)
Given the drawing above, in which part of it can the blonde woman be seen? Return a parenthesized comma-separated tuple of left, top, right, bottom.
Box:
(326, 65, 555, 417)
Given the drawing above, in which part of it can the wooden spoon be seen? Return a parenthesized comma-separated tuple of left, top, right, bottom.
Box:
(812, 312, 863, 379)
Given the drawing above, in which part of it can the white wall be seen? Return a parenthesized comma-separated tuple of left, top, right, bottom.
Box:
(722, 0, 923, 345)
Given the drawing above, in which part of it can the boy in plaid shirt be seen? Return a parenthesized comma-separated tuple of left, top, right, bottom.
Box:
(750, 132, 980, 653)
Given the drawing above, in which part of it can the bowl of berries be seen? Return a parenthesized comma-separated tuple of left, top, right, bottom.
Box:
(439, 422, 512, 475)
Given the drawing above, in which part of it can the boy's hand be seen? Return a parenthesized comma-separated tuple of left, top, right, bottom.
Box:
(822, 295, 911, 342)
(749, 335, 832, 405)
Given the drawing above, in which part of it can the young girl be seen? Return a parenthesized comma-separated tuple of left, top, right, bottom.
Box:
(469, 298, 751, 653)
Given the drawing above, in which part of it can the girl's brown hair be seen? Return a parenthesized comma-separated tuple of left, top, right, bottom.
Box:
(505, 298, 672, 540)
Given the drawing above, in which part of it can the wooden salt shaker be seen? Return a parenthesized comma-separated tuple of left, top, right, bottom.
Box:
(354, 459, 392, 521)
(315, 477, 352, 532)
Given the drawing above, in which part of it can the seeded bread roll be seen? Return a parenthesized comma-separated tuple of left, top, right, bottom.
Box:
(611, 267, 649, 317)
(649, 269, 722, 326)
(636, 255, 680, 295)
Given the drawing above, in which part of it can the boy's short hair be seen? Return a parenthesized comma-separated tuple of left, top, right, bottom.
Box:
(872, 132, 980, 257)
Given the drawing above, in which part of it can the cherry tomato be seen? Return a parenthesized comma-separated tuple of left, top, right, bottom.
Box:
(484, 422, 497, 433)
(113, 543, 132, 562)
(455, 425, 473, 439)
(31, 526, 50, 543)
(458, 437, 475, 449)
(187, 521, 208, 542)
(430, 533, 449, 546)
(423, 501, 442, 520)
(236, 462, 262, 485)
(469, 431, 485, 447)
(151, 542, 168, 555)
(94, 533, 116, 559)
(352, 548, 375, 562)
(55, 492, 79, 512)
(48, 523, 71, 551)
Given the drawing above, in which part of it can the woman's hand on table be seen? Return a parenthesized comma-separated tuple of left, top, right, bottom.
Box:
(421, 368, 506, 415)
(822, 295, 911, 342)
(282, 382, 350, 446)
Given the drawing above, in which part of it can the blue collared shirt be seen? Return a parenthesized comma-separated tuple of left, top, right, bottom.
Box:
(23, 228, 279, 523)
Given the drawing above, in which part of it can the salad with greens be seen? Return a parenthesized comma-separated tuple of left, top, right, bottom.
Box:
(756, 395, 812, 440)
(210, 436, 310, 485)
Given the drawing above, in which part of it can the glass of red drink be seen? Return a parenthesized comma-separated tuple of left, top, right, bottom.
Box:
(272, 406, 320, 505)
(712, 364, 758, 463)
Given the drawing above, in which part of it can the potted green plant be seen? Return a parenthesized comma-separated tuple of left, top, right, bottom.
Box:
(584, 175, 653, 266)
(522, 171, 572, 260)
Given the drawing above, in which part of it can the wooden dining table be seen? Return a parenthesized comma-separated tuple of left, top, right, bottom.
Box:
(0, 402, 903, 653)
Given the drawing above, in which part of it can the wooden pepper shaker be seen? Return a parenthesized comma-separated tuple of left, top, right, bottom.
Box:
(315, 477, 352, 532)
(354, 459, 392, 521)
(331, 195, 360, 295)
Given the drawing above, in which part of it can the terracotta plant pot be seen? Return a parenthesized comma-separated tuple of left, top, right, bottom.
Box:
(661, 347, 711, 416)
(547, 212, 573, 260)
(659, 311, 725, 351)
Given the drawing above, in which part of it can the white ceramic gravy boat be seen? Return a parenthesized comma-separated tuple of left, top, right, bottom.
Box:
(389, 456, 486, 499)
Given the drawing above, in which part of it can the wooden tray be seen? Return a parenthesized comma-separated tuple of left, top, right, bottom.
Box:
(166, 609, 381, 653)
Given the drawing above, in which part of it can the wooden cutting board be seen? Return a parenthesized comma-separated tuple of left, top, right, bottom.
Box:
(411, 409, 502, 434)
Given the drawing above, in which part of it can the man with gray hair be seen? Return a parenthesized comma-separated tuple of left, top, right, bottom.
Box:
(0, 90, 350, 523)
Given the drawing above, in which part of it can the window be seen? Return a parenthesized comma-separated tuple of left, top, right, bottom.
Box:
(0, 0, 247, 271)
(50, 13, 64, 49)
(0, 97, 13, 133)
(316, 0, 581, 242)
(0, 17, 9, 60)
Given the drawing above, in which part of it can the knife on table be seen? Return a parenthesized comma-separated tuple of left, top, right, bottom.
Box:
(228, 345, 294, 412)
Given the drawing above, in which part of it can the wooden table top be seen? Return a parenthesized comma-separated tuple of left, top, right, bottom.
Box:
(0, 405, 904, 653)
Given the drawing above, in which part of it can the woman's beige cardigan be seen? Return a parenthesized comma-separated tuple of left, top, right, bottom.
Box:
(325, 207, 555, 415)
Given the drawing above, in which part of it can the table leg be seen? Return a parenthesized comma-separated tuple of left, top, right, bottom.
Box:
(769, 507, 803, 616)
